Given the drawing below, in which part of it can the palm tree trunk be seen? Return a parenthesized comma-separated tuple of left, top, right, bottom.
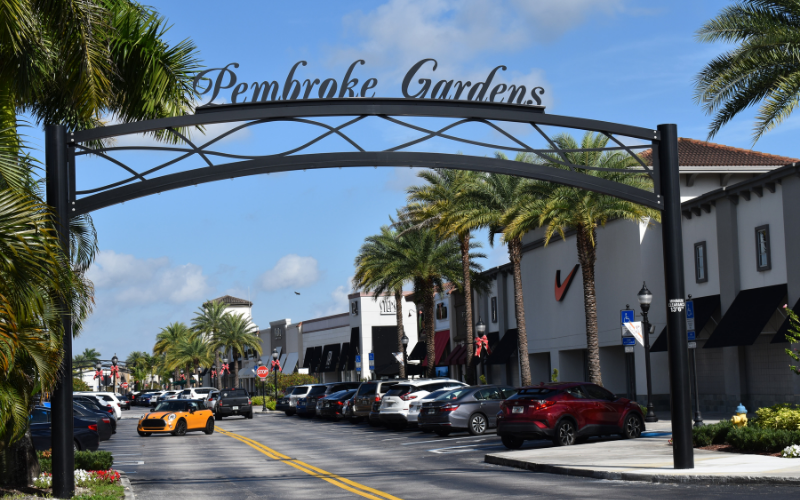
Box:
(0, 429, 40, 487)
(395, 290, 406, 379)
(214, 349, 221, 390)
(234, 354, 240, 388)
(508, 238, 532, 387)
(424, 279, 436, 378)
(460, 233, 476, 384)
(577, 226, 602, 386)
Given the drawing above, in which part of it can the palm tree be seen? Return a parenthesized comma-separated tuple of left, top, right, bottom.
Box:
(355, 219, 482, 377)
(125, 351, 147, 371)
(191, 301, 229, 390)
(73, 348, 101, 378)
(212, 314, 262, 388)
(165, 335, 213, 389)
(694, 0, 800, 143)
(507, 132, 660, 386)
(154, 322, 194, 384)
(404, 169, 485, 383)
(451, 167, 537, 386)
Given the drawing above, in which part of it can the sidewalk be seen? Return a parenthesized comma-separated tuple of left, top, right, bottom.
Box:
(484, 434, 800, 485)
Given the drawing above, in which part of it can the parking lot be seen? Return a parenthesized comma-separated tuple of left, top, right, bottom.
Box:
(100, 406, 795, 500)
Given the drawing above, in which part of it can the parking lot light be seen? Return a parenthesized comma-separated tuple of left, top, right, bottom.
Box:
(258, 359, 267, 412)
(637, 282, 658, 423)
(401, 334, 409, 378)
(272, 349, 279, 403)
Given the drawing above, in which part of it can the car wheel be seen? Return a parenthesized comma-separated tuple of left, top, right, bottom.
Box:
(501, 436, 524, 450)
(73, 440, 80, 452)
(137, 430, 151, 437)
(434, 429, 451, 437)
(468, 413, 487, 436)
(172, 419, 187, 436)
(246, 411, 254, 420)
(285, 411, 293, 417)
(622, 413, 643, 439)
(204, 418, 215, 435)
(553, 420, 576, 446)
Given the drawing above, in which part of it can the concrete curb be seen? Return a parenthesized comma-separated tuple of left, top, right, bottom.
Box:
(119, 471, 135, 500)
(484, 455, 800, 486)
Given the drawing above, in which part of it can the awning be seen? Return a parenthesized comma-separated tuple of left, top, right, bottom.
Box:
(337, 343, 350, 371)
(279, 353, 287, 370)
(486, 329, 518, 365)
(704, 284, 787, 348)
(347, 328, 360, 370)
(408, 340, 427, 361)
(302, 347, 314, 369)
(321, 344, 341, 372)
(310, 346, 323, 372)
(441, 344, 466, 365)
(772, 296, 800, 344)
(283, 353, 299, 374)
(422, 330, 451, 367)
(652, 295, 720, 352)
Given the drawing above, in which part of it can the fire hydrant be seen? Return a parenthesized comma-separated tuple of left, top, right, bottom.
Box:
(732, 403, 748, 427)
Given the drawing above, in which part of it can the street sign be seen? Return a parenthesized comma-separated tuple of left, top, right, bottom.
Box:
(688, 341, 697, 349)
(620, 309, 635, 325)
(624, 346, 634, 353)
(686, 300, 695, 331)
(622, 337, 636, 346)
(256, 365, 269, 379)
(624, 321, 644, 346)
(121, 382, 128, 389)
(368, 352, 375, 370)
(688, 330, 696, 341)
(355, 355, 361, 372)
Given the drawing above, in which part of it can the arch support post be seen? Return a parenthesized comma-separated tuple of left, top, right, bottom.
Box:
(657, 123, 694, 469)
(45, 124, 75, 497)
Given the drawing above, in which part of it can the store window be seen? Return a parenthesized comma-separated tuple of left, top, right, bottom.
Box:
(694, 242, 708, 283)
(273, 327, 282, 339)
(755, 225, 771, 271)
(491, 297, 497, 322)
(436, 302, 448, 320)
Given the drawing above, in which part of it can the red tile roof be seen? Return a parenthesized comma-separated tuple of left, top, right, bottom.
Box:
(207, 295, 252, 306)
(639, 138, 798, 167)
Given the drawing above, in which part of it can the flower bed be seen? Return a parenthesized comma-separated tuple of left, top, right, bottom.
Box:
(692, 406, 800, 457)
(32, 469, 121, 489)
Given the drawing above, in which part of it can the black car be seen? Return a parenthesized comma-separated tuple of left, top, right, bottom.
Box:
(73, 395, 117, 432)
(215, 388, 253, 419)
(297, 383, 361, 418)
(318, 390, 357, 419)
(71, 404, 113, 441)
(418, 385, 517, 436)
(30, 407, 100, 452)
(115, 394, 131, 410)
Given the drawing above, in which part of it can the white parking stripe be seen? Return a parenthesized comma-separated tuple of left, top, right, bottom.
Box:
(402, 435, 494, 446)
(429, 445, 506, 454)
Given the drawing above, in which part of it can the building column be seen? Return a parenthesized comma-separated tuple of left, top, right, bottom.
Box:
(781, 176, 800, 397)
(715, 196, 743, 405)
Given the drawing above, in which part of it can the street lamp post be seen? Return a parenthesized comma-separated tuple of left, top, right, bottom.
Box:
(272, 348, 279, 403)
(111, 354, 118, 394)
(212, 364, 217, 389)
(401, 334, 409, 378)
(196, 366, 202, 388)
(223, 357, 229, 388)
(95, 363, 102, 392)
(476, 317, 487, 383)
(258, 359, 267, 412)
(638, 282, 658, 423)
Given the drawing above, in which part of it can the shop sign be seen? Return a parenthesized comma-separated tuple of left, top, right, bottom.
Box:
(379, 298, 396, 315)
(194, 59, 546, 107)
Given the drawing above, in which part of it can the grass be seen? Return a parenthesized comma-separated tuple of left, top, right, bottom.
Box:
(74, 482, 124, 500)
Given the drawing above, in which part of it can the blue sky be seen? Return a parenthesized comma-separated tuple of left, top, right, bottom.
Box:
(38, 0, 800, 361)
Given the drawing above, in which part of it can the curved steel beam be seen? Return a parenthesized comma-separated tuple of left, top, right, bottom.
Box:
(71, 98, 659, 143)
(73, 151, 661, 216)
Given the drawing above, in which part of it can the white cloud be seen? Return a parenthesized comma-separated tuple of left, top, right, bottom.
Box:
(258, 254, 321, 291)
(87, 250, 211, 304)
(314, 276, 354, 317)
(385, 166, 428, 192)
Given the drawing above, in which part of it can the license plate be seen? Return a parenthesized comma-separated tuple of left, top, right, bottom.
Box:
(232, 406, 239, 410)
(425, 408, 436, 414)
(512, 406, 524, 414)
(324, 402, 329, 407)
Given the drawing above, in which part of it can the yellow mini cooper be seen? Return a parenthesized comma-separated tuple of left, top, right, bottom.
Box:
(137, 399, 214, 437)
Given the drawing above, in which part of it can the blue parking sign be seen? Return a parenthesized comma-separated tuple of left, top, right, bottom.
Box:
(368, 352, 375, 370)
(620, 309, 635, 324)
(688, 331, 696, 341)
(622, 337, 636, 346)
(355, 354, 361, 372)
(686, 301, 694, 319)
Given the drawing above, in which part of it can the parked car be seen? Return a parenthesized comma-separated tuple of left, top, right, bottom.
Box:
(215, 388, 253, 420)
(154, 391, 177, 404)
(278, 385, 311, 416)
(342, 394, 356, 420)
(74, 400, 116, 435)
(318, 389, 357, 420)
(379, 378, 467, 430)
(496, 382, 645, 449)
(418, 385, 517, 436)
(275, 386, 297, 415)
(177, 387, 217, 400)
(297, 383, 361, 418)
(351, 380, 403, 424)
(70, 404, 113, 441)
(30, 407, 99, 452)
(149, 391, 167, 407)
(139, 399, 214, 436)
(74, 392, 124, 419)
(408, 388, 465, 428)
(114, 394, 131, 410)
(204, 391, 221, 411)
(73, 394, 118, 427)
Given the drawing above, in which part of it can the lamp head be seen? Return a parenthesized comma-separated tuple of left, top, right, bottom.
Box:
(223, 358, 229, 363)
(637, 282, 652, 311)
(111, 354, 118, 365)
(476, 317, 486, 335)
(258, 358, 263, 366)
(96, 363, 102, 370)
(272, 348, 279, 360)
(401, 334, 409, 346)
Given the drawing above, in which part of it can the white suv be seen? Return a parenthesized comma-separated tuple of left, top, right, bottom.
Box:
(379, 379, 466, 429)
(177, 387, 217, 400)
(74, 392, 124, 420)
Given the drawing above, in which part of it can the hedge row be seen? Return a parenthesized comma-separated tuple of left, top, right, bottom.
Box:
(37, 450, 113, 473)
(692, 419, 800, 454)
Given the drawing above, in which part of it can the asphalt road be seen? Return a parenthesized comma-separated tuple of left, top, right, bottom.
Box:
(104, 407, 791, 499)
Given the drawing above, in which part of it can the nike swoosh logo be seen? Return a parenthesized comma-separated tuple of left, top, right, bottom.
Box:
(555, 264, 580, 302)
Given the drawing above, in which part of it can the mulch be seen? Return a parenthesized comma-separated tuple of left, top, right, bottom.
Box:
(698, 444, 782, 457)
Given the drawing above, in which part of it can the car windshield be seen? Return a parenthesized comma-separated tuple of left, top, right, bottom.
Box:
(326, 390, 347, 399)
(221, 389, 248, 398)
(308, 386, 327, 396)
(292, 387, 309, 395)
(424, 389, 455, 401)
(385, 385, 412, 397)
(435, 388, 472, 401)
(154, 401, 190, 412)
(507, 388, 561, 400)
(357, 383, 377, 396)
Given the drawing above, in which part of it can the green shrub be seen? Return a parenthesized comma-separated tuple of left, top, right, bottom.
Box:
(725, 426, 800, 454)
(692, 420, 733, 447)
(37, 450, 52, 473)
(74, 450, 113, 471)
(753, 404, 800, 430)
(251, 397, 276, 410)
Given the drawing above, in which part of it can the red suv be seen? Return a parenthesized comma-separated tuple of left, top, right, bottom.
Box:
(496, 382, 644, 449)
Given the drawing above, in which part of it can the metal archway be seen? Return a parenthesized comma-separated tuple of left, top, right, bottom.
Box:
(45, 98, 693, 496)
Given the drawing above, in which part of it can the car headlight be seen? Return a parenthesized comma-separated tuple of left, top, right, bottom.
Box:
(168, 414, 176, 421)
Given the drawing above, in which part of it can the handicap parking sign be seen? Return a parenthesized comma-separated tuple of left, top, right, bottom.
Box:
(620, 309, 635, 324)
(688, 330, 696, 341)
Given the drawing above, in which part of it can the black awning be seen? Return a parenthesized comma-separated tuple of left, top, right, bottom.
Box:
(704, 284, 787, 349)
(486, 329, 518, 365)
(309, 346, 323, 372)
(772, 297, 800, 344)
(408, 340, 426, 361)
(347, 327, 360, 370)
(337, 342, 350, 371)
(302, 347, 314, 369)
(652, 294, 720, 352)
(321, 344, 340, 372)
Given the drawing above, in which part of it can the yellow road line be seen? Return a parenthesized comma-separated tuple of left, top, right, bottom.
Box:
(217, 427, 403, 500)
